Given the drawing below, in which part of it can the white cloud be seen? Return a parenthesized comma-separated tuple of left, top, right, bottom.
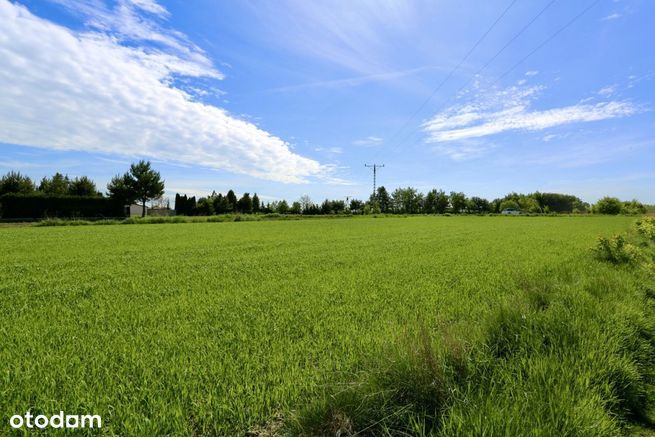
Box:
(48, 0, 220, 79)
(598, 85, 617, 97)
(602, 12, 622, 21)
(525, 70, 539, 77)
(423, 82, 639, 145)
(0, 1, 324, 183)
(352, 136, 383, 147)
(126, 0, 169, 17)
(314, 146, 343, 154)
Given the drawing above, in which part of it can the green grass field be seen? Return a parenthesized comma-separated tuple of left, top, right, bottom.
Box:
(1, 216, 654, 435)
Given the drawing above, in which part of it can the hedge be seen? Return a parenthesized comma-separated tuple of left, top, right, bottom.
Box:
(0, 194, 125, 219)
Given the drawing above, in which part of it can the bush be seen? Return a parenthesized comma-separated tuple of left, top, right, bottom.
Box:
(637, 217, 655, 240)
(592, 197, 623, 215)
(622, 200, 647, 215)
(593, 235, 641, 264)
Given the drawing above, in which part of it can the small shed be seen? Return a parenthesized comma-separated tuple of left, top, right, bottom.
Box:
(126, 203, 149, 217)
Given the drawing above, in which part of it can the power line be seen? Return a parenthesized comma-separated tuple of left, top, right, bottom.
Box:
(463, 0, 558, 90)
(375, 0, 520, 155)
(492, 0, 602, 85)
(380, 0, 556, 158)
(377, 0, 601, 161)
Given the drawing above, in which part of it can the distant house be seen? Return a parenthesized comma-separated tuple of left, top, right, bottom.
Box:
(126, 204, 147, 217)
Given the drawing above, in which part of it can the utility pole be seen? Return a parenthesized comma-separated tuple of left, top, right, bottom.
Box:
(364, 163, 384, 197)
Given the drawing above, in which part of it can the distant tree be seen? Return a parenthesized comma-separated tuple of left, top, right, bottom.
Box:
(237, 193, 253, 213)
(303, 202, 320, 215)
(320, 199, 332, 214)
(449, 191, 467, 214)
(39, 172, 70, 195)
(423, 190, 439, 213)
(252, 193, 260, 213)
(331, 200, 346, 213)
(277, 200, 289, 214)
(107, 173, 136, 206)
(468, 196, 490, 214)
(349, 199, 364, 213)
(299, 195, 312, 212)
(0, 171, 35, 195)
(592, 197, 623, 215)
(490, 199, 502, 213)
(374, 186, 391, 212)
(226, 190, 237, 212)
(392, 187, 423, 214)
(621, 199, 646, 215)
(499, 199, 520, 211)
(318, 199, 346, 214)
(213, 193, 229, 214)
(518, 196, 541, 213)
(290, 201, 302, 214)
(68, 176, 99, 196)
(534, 192, 587, 213)
(196, 197, 214, 215)
(107, 160, 164, 216)
(175, 195, 197, 215)
(434, 190, 449, 214)
(129, 161, 165, 217)
(175, 193, 187, 215)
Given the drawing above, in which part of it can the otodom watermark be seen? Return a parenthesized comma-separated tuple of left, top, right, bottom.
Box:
(9, 411, 101, 430)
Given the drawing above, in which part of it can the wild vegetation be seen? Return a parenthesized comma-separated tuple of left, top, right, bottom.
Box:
(2, 215, 654, 435)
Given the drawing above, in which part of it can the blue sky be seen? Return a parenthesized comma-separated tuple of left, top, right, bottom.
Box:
(1, 0, 653, 204)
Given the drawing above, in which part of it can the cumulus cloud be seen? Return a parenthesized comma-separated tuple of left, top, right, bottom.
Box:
(423, 82, 639, 146)
(0, 0, 324, 183)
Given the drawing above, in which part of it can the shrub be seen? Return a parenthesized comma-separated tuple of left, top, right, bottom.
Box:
(593, 235, 641, 264)
(622, 200, 647, 215)
(637, 217, 655, 240)
(592, 197, 623, 215)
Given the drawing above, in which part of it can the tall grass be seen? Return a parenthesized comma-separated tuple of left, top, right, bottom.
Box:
(1, 215, 647, 435)
(290, 219, 655, 436)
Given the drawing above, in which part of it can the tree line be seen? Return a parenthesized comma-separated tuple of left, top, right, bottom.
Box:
(178, 185, 647, 216)
(0, 161, 164, 218)
(0, 161, 649, 219)
(0, 171, 101, 197)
